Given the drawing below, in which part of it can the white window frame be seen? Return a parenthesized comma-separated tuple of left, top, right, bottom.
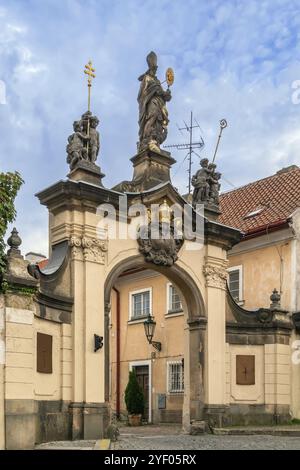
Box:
(129, 360, 152, 423)
(227, 265, 243, 303)
(166, 282, 183, 315)
(167, 360, 184, 394)
(129, 287, 152, 321)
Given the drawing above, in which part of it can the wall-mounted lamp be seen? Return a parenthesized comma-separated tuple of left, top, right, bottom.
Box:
(143, 314, 161, 352)
(94, 334, 103, 352)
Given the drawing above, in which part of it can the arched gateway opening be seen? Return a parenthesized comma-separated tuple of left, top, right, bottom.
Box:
(104, 255, 206, 429)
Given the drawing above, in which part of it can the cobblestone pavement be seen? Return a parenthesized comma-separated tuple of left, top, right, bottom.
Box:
(36, 440, 96, 450)
(112, 425, 300, 450)
(34, 425, 300, 450)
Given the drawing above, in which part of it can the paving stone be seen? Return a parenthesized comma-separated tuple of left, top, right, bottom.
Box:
(111, 426, 300, 450)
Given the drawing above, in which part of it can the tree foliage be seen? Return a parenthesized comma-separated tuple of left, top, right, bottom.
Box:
(124, 370, 145, 415)
(0, 171, 23, 279)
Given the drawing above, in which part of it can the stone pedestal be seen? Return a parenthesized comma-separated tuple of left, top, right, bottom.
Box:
(69, 402, 109, 440)
(83, 403, 109, 439)
(113, 147, 176, 192)
(204, 203, 221, 222)
(203, 405, 230, 428)
(68, 161, 105, 187)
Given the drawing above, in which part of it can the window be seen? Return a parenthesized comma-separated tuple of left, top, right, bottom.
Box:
(167, 283, 182, 313)
(130, 288, 151, 320)
(227, 266, 243, 302)
(167, 361, 184, 393)
(244, 207, 264, 219)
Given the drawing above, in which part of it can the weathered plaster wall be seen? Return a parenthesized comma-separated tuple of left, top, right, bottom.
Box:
(228, 238, 292, 310)
(264, 343, 291, 407)
(291, 331, 300, 419)
(229, 344, 265, 404)
(225, 343, 290, 406)
(34, 318, 61, 401)
(289, 209, 300, 418)
(0, 295, 5, 450)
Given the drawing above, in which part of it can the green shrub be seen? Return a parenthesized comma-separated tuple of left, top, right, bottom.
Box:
(0, 171, 23, 286)
(124, 370, 145, 415)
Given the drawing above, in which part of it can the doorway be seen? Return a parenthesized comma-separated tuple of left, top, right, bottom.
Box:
(130, 360, 151, 422)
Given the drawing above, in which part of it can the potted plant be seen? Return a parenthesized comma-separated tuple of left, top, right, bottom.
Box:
(124, 370, 145, 426)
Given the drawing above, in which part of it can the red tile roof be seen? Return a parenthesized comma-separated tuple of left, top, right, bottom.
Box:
(219, 165, 300, 236)
(38, 259, 48, 270)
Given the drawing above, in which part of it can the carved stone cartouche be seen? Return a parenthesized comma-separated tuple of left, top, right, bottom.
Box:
(137, 222, 183, 267)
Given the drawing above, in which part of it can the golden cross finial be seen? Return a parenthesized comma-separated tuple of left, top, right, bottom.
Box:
(84, 60, 96, 112)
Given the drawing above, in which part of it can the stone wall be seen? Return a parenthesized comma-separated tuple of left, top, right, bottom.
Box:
(0, 294, 5, 450)
(225, 342, 292, 425)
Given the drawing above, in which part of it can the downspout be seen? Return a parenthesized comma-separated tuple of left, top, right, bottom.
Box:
(113, 287, 120, 419)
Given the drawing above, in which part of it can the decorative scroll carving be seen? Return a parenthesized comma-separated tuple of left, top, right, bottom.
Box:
(69, 236, 107, 264)
(137, 222, 183, 267)
(69, 236, 83, 261)
(203, 264, 227, 289)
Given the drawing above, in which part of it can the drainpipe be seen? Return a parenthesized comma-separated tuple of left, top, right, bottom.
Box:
(113, 287, 120, 419)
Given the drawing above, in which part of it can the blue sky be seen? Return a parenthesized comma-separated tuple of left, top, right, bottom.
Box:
(1, 0, 300, 255)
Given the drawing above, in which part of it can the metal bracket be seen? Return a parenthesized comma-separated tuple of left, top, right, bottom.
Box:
(94, 334, 103, 352)
(151, 341, 162, 352)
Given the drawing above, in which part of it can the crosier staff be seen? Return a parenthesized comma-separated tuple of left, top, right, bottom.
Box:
(161, 67, 175, 89)
(212, 119, 228, 163)
(84, 60, 96, 155)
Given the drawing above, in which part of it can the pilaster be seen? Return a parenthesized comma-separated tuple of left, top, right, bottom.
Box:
(203, 251, 228, 423)
(69, 231, 108, 439)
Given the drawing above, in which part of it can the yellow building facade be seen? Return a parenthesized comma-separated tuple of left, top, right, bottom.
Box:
(110, 270, 185, 423)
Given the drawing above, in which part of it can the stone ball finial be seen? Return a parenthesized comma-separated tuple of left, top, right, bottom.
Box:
(7, 227, 22, 256)
(270, 288, 281, 310)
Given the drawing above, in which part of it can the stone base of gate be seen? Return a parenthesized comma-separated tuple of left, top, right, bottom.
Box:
(203, 405, 230, 429)
(69, 402, 110, 440)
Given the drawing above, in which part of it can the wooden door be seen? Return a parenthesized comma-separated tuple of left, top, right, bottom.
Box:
(133, 365, 149, 421)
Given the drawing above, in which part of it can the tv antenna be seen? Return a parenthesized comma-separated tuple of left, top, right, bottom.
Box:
(164, 111, 205, 194)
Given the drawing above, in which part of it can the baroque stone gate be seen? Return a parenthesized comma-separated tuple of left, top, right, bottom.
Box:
(0, 52, 297, 449)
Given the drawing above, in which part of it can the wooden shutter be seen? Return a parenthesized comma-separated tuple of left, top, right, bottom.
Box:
(236, 355, 255, 385)
(37, 332, 53, 374)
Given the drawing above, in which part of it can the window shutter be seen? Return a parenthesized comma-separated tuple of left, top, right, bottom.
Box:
(229, 269, 240, 300)
(236, 355, 255, 385)
(37, 332, 53, 374)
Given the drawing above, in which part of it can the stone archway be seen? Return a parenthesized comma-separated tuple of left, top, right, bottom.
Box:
(33, 167, 240, 441)
(104, 254, 207, 430)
